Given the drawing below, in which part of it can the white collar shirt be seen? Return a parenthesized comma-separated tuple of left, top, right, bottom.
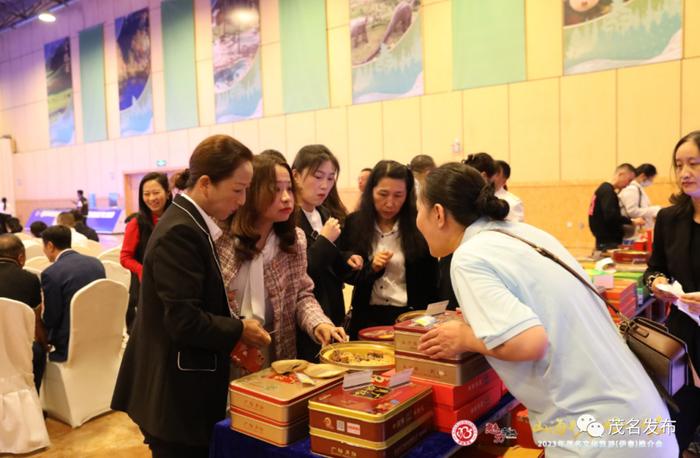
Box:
(70, 228, 89, 247)
(495, 187, 525, 223)
(369, 221, 407, 307)
(181, 193, 223, 241)
(302, 208, 324, 235)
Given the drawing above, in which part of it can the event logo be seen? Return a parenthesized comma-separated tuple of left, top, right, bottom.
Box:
(484, 422, 517, 443)
(452, 419, 478, 446)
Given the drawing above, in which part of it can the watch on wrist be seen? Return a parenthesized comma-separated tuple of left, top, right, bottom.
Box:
(646, 273, 667, 291)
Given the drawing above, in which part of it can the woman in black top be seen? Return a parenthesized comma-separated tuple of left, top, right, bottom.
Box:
(644, 131, 700, 453)
(112, 135, 270, 457)
(338, 160, 438, 338)
(291, 145, 362, 360)
(120, 172, 172, 332)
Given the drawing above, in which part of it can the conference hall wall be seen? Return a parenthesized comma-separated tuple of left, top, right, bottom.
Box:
(1, 0, 699, 249)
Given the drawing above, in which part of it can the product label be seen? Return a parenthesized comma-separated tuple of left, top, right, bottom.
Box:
(343, 370, 372, 390)
(426, 300, 449, 316)
(347, 422, 361, 435)
(389, 368, 414, 388)
(352, 384, 391, 400)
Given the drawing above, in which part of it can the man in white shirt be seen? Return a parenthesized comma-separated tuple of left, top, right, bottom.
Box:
(56, 211, 89, 247)
(494, 160, 524, 222)
(619, 163, 661, 229)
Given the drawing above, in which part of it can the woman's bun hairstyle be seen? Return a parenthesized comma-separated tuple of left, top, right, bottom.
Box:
(423, 162, 509, 226)
(173, 168, 190, 190)
(475, 183, 510, 220)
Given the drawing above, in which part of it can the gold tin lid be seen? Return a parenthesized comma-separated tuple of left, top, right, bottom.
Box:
(395, 310, 427, 324)
(230, 368, 343, 405)
(319, 342, 395, 372)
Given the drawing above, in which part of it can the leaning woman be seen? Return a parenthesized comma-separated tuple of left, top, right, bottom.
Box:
(645, 131, 700, 454)
(416, 162, 678, 457)
(215, 153, 346, 370)
(112, 135, 270, 457)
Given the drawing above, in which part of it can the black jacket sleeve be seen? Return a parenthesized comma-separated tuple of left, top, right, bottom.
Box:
(644, 209, 671, 285)
(307, 234, 344, 279)
(151, 224, 242, 353)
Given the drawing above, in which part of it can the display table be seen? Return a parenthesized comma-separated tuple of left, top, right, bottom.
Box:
(210, 394, 518, 458)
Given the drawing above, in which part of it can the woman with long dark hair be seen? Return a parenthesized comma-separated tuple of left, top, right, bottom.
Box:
(215, 154, 347, 369)
(644, 131, 700, 454)
(338, 160, 438, 338)
(120, 172, 172, 331)
(291, 145, 362, 360)
(112, 135, 270, 457)
(416, 162, 677, 457)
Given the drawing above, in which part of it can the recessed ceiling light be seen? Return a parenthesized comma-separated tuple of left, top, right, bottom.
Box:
(38, 12, 56, 23)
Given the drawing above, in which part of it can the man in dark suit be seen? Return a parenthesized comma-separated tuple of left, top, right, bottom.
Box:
(71, 209, 99, 242)
(75, 189, 89, 221)
(0, 234, 48, 391)
(40, 225, 105, 362)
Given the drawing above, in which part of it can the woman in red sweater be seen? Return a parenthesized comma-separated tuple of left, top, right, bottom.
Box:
(120, 172, 172, 331)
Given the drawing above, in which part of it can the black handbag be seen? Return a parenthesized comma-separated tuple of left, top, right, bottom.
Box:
(487, 229, 689, 411)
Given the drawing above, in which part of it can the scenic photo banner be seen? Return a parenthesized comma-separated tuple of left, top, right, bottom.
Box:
(211, 0, 263, 122)
(116, 8, 154, 136)
(563, 0, 682, 75)
(44, 37, 75, 147)
(350, 0, 424, 104)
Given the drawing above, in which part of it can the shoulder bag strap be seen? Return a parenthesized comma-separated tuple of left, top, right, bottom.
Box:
(486, 228, 627, 322)
(485, 228, 680, 410)
(638, 185, 643, 207)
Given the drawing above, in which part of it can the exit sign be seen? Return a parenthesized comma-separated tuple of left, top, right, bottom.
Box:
(156, 159, 167, 167)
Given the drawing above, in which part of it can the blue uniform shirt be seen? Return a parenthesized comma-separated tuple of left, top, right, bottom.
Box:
(451, 218, 678, 457)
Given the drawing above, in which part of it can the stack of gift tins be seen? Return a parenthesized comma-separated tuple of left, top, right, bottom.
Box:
(603, 278, 638, 320)
(229, 368, 344, 446)
(614, 271, 649, 305)
(394, 312, 503, 433)
(308, 376, 433, 458)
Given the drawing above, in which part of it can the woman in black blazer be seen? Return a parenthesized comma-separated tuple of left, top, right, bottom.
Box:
(644, 131, 700, 453)
(338, 160, 438, 339)
(291, 145, 362, 360)
(111, 135, 270, 457)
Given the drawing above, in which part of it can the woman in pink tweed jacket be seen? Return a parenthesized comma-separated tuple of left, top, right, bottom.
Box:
(215, 154, 347, 362)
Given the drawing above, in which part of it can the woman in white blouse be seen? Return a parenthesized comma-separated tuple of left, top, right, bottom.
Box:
(338, 160, 438, 339)
(619, 163, 661, 229)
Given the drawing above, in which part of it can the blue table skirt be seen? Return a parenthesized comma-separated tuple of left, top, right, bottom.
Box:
(209, 394, 518, 458)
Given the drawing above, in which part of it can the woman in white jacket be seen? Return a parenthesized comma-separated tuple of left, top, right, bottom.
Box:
(619, 163, 661, 229)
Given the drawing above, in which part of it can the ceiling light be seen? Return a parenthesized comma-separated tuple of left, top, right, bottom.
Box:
(38, 12, 56, 23)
